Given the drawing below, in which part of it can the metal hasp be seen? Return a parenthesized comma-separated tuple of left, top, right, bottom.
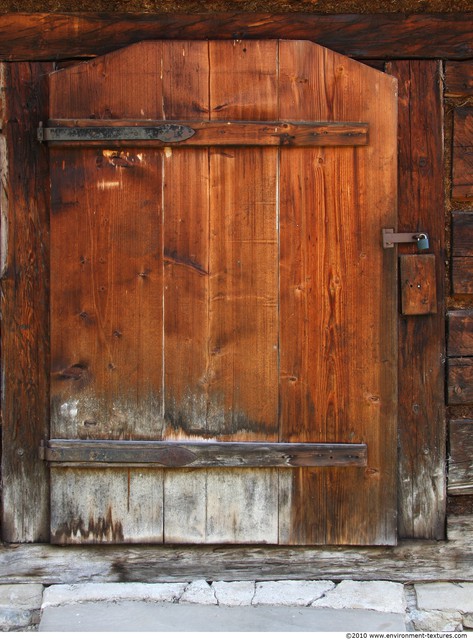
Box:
(38, 123, 196, 143)
(382, 228, 430, 250)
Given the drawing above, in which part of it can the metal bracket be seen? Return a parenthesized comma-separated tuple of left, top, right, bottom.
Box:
(38, 122, 196, 143)
(382, 228, 429, 250)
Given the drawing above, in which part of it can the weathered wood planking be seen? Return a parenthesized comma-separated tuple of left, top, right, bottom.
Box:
(46, 40, 398, 545)
(51, 468, 164, 544)
(43, 439, 367, 467)
(42, 120, 370, 147)
(1, 13, 473, 61)
(161, 41, 210, 440)
(452, 211, 473, 256)
(1, 515, 472, 583)
(400, 254, 437, 316)
(448, 310, 473, 357)
(448, 358, 473, 405)
(448, 420, 473, 495)
(0, 62, 53, 543)
(452, 108, 473, 201)
(445, 62, 473, 97)
(278, 42, 398, 545)
(387, 61, 446, 540)
(451, 211, 473, 294)
(452, 259, 473, 294)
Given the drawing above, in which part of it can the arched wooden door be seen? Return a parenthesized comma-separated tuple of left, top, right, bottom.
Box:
(43, 40, 398, 545)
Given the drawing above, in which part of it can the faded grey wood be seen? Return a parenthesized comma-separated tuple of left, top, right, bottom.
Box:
(448, 420, 473, 495)
(51, 468, 164, 544)
(1, 516, 472, 583)
(164, 469, 279, 543)
(43, 439, 367, 468)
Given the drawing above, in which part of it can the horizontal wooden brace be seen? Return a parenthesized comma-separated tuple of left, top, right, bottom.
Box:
(39, 119, 369, 147)
(41, 439, 368, 468)
(1, 14, 473, 61)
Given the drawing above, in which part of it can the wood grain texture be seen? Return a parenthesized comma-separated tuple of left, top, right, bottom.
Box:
(448, 357, 473, 405)
(387, 60, 446, 540)
(46, 40, 399, 545)
(452, 258, 473, 294)
(445, 62, 473, 97)
(1, 515, 472, 583)
(278, 41, 398, 545)
(164, 469, 279, 543)
(448, 310, 473, 357)
(400, 254, 437, 315)
(453, 108, 473, 201)
(43, 439, 367, 467)
(51, 468, 164, 544)
(161, 41, 210, 439)
(452, 211, 473, 256)
(207, 40, 279, 440)
(0, 62, 53, 543)
(42, 120, 370, 147)
(448, 420, 473, 495)
(1, 13, 473, 61)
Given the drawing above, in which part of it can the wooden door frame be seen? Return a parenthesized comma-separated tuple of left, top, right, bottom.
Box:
(0, 12, 447, 543)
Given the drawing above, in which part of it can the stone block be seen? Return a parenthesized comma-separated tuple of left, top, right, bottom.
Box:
(414, 582, 473, 613)
(311, 580, 406, 614)
(253, 580, 335, 606)
(0, 584, 43, 609)
(0, 607, 36, 631)
(42, 582, 187, 607)
(179, 580, 218, 605)
(463, 613, 473, 629)
(410, 609, 463, 632)
(213, 581, 255, 606)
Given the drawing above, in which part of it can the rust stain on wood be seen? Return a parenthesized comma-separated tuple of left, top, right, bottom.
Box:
(52, 507, 125, 545)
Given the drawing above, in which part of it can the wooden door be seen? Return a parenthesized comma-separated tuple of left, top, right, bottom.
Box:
(44, 40, 398, 545)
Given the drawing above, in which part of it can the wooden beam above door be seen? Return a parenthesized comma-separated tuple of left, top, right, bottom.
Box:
(0, 13, 472, 61)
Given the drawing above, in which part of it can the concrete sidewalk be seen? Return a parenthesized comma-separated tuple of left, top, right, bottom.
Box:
(38, 601, 406, 632)
(3, 579, 473, 632)
(37, 580, 407, 632)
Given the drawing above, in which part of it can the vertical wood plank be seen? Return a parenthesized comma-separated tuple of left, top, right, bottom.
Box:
(164, 468, 278, 543)
(49, 43, 166, 442)
(387, 60, 446, 539)
(208, 40, 279, 439)
(50, 147, 164, 440)
(1, 62, 52, 542)
(51, 468, 164, 544)
(162, 42, 210, 438)
(279, 41, 398, 545)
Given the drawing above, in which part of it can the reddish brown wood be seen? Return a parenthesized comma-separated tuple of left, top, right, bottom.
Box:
(0, 62, 53, 542)
(452, 212, 473, 256)
(445, 62, 473, 97)
(207, 40, 279, 439)
(160, 42, 211, 442)
(452, 258, 473, 294)
(400, 254, 437, 315)
(448, 358, 473, 405)
(0, 13, 473, 61)
(278, 42, 398, 545)
(45, 41, 399, 545)
(387, 60, 446, 539)
(49, 45, 165, 441)
(448, 310, 473, 357)
(453, 108, 473, 201)
(43, 119, 370, 147)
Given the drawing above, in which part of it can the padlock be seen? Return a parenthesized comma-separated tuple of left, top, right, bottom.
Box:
(415, 233, 429, 250)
